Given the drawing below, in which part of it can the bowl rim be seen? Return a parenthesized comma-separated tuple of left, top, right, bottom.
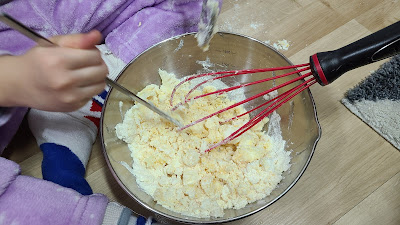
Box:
(100, 31, 322, 224)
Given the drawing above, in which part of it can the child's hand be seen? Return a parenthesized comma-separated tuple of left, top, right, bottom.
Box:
(0, 30, 108, 112)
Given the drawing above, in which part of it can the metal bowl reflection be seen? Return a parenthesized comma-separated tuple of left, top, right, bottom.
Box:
(100, 32, 321, 224)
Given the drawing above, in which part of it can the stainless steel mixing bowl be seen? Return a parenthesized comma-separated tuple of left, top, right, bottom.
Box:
(100, 32, 321, 224)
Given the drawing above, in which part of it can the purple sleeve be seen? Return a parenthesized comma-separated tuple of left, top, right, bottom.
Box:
(0, 157, 109, 225)
(0, 0, 221, 63)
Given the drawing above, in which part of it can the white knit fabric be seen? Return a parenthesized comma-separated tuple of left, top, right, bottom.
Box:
(97, 44, 127, 81)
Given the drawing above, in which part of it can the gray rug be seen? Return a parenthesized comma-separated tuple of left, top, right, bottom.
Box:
(341, 55, 400, 151)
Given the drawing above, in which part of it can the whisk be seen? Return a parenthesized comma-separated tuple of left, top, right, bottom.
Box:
(171, 21, 400, 152)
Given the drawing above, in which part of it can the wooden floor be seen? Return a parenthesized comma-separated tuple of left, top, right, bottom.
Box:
(4, 0, 400, 224)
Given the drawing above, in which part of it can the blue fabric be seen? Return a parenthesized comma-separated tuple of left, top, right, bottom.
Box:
(99, 90, 108, 102)
(40, 143, 93, 195)
(136, 216, 147, 225)
(92, 89, 107, 108)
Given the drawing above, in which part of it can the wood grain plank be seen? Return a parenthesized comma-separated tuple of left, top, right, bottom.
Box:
(217, 0, 307, 35)
(334, 172, 400, 225)
(318, 0, 383, 20)
(355, 0, 400, 32)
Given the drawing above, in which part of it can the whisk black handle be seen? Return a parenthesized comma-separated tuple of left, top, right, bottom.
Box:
(310, 20, 400, 86)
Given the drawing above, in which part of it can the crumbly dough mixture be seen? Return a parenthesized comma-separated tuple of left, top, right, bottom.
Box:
(115, 69, 291, 218)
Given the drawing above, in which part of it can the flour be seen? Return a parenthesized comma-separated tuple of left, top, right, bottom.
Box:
(173, 39, 184, 52)
(115, 70, 291, 218)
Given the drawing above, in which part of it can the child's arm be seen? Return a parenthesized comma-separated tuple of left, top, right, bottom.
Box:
(0, 157, 161, 225)
(0, 156, 109, 224)
(0, 30, 108, 112)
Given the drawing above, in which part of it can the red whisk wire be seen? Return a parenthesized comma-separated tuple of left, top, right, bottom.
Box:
(222, 74, 315, 124)
(177, 72, 313, 131)
(171, 66, 311, 111)
(205, 77, 317, 152)
(169, 63, 317, 152)
(231, 78, 317, 138)
(169, 63, 310, 107)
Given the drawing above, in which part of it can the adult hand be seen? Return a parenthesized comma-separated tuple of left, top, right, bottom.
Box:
(0, 30, 108, 112)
